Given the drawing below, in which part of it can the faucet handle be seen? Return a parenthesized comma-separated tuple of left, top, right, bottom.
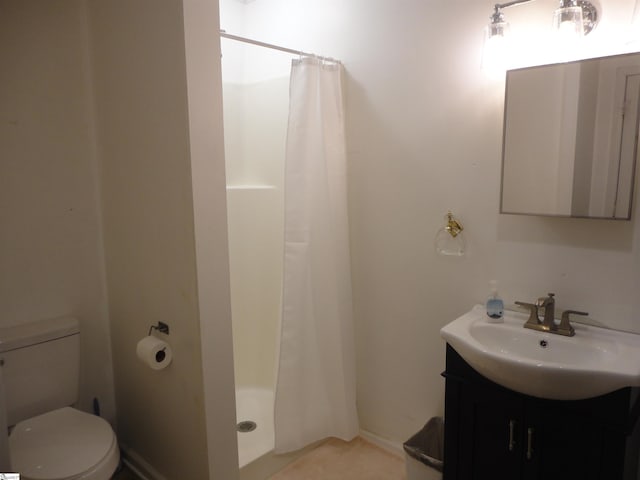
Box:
(515, 301, 539, 325)
(558, 310, 588, 337)
(537, 293, 555, 306)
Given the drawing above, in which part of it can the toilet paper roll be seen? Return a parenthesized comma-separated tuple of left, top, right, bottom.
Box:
(136, 336, 172, 370)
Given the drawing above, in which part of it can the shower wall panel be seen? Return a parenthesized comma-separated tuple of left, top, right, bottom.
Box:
(227, 186, 282, 389)
(223, 77, 289, 390)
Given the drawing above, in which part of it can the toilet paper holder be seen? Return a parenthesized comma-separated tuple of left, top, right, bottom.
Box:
(148, 321, 170, 336)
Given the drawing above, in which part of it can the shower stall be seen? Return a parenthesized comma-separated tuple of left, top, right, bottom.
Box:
(221, 30, 359, 473)
(221, 36, 289, 468)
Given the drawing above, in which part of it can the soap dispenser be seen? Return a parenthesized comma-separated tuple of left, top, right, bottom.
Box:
(486, 280, 504, 322)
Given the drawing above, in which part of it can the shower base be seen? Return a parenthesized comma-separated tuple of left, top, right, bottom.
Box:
(235, 387, 325, 480)
(236, 387, 275, 468)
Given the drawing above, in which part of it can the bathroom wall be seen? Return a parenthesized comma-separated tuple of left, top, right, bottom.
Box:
(1, 1, 238, 478)
(87, 1, 238, 478)
(182, 1, 240, 476)
(219, 0, 640, 448)
(0, 0, 115, 424)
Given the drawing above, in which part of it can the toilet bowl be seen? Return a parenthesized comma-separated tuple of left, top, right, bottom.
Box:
(10, 407, 119, 480)
(0, 317, 120, 480)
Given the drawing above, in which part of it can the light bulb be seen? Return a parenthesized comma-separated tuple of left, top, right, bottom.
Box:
(483, 35, 508, 76)
(553, 4, 584, 39)
(482, 11, 510, 77)
(552, 3, 584, 61)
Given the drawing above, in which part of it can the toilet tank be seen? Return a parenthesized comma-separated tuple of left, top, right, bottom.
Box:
(0, 316, 80, 426)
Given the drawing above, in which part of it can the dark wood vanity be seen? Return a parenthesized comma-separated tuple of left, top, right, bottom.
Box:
(443, 345, 640, 480)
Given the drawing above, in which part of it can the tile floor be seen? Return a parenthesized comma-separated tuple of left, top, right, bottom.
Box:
(112, 436, 406, 480)
(268, 437, 407, 480)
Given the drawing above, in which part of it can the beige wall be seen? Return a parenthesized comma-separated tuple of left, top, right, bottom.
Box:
(1, 1, 239, 478)
(88, 1, 216, 477)
(182, 0, 239, 477)
(0, 0, 115, 424)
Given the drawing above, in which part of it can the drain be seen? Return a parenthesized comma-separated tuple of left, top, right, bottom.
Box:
(237, 420, 257, 433)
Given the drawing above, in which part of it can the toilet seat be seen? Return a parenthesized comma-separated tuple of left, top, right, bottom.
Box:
(9, 407, 119, 480)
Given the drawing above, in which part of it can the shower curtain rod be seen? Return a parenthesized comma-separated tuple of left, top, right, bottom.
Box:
(219, 30, 341, 64)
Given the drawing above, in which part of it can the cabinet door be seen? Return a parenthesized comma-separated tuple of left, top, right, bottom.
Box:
(456, 381, 525, 480)
(523, 401, 626, 480)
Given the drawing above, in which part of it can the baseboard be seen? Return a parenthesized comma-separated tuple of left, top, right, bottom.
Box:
(119, 444, 168, 480)
(359, 430, 404, 457)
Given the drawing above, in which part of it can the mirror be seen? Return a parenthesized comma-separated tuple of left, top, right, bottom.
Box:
(501, 52, 640, 219)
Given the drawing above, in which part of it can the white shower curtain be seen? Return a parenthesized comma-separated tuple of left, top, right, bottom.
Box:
(274, 57, 359, 453)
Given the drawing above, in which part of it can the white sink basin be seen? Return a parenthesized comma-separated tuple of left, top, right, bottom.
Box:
(441, 305, 640, 400)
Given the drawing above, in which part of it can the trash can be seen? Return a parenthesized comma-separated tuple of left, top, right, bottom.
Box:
(403, 416, 444, 480)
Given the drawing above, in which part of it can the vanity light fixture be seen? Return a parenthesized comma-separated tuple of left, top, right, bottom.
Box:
(483, 0, 533, 73)
(483, 5, 509, 72)
(483, 0, 599, 72)
(553, 0, 598, 38)
(485, 0, 533, 43)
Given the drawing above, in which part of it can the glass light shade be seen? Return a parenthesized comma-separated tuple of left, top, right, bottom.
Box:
(434, 213, 465, 257)
(435, 227, 465, 256)
(553, 6, 584, 39)
(482, 21, 510, 75)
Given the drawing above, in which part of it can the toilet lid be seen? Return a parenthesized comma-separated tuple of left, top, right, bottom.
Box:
(10, 407, 116, 480)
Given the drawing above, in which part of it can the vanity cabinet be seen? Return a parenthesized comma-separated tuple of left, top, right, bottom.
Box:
(443, 345, 637, 480)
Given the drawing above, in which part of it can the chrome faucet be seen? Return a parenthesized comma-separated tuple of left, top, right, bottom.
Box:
(515, 293, 588, 337)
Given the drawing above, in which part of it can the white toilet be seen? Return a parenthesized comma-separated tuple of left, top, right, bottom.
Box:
(0, 316, 119, 480)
